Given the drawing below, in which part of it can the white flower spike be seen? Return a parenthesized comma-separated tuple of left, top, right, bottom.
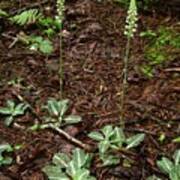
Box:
(124, 0, 138, 38)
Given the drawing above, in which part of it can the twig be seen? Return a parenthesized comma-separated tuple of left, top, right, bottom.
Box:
(1, 33, 18, 48)
(164, 67, 180, 72)
(52, 126, 92, 151)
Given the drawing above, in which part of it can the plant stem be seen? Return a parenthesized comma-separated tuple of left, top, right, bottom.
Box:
(59, 30, 64, 99)
(120, 37, 131, 128)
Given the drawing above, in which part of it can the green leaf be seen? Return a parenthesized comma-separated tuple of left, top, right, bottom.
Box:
(173, 149, 180, 166)
(39, 39, 53, 54)
(110, 127, 125, 148)
(157, 157, 174, 174)
(126, 133, 145, 149)
(10, 9, 42, 26)
(64, 115, 82, 124)
(52, 152, 70, 168)
(72, 148, 88, 169)
(58, 99, 69, 117)
(98, 140, 110, 154)
(0, 144, 13, 153)
(0, 157, 13, 165)
(66, 160, 78, 177)
(47, 99, 60, 116)
(13, 103, 29, 116)
(0, 9, 9, 17)
(0, 144, 13, 166)
(173, 137, 180, 143)
(4, 116, 14, 126)
(73, 168, 95, 180)
(88, 131, 104, 141)
(6, 100, 15, 110)
(42, 165, 68, 180)
(0, 107, 12, 115)
(101, 125, 114, 139)
(169, 165, 180, 180)
(101, 154, 120, 166)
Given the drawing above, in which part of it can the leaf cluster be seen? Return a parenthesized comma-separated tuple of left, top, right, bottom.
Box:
(0, 100, 29, 126)
(31, 99, 82, 130)
(42, 148, 95, 180)
(0, 143, 13, 166)
(88, 125, 145, 166)
(157, 149, 180, 180)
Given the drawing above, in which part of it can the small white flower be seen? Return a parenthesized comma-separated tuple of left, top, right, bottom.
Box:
(124, 0, 138, 38)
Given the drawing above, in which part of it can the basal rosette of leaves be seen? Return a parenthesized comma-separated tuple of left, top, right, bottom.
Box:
(88, 125, 145, 166)
(42, 148, 96, 180)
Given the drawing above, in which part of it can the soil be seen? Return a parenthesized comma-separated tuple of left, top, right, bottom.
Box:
(0, 0, 179, 179)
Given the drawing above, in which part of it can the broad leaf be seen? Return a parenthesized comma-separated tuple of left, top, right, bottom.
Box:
(13, 103, 29, 116)
(101, 125, 114, 139)
(4, 116, 14, 126)
(0, 144, 13, 166)
(0, 9, 8, 17)
(98, 140, 110, 154)
(73, 168, 95, 180)
(101, 154, 120, 166)
(0, 107, 12, 115)
(66, 160, 78, 177)
(157, 157, 173, 174)
(110, 127, 125, 148)
(42, 165, 68, 180)
(58, 99, 69, 117)
(72, 148, 88, 169)
(126, 133, 145, 149)
(169, 165, 180, 180)
(173, 137, 180, 143)
(173, 149, 180, 166)
(64, 115, 82, 124)
(39, 39, 53, 54)
(52, 152, 70, 168)
(7, 100, 15, 110)
(47, 99, 60, 116)
(88, 131, 104, 141)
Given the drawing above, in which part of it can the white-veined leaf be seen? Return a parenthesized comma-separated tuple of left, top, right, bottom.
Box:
(72, 148, 87, 168)
(101, 125, 114, 139)
(126, 133, 145, 149)
(52, 152, 70, 168)
(64, 115, 82, 124)
(4, 116, 14, 126)
(98, 140, 110, 154)
(173, 149, 180, 166)
(47, 99, 60, 116)
(42, 165, 68, 180)
(0, 107, 12, 115)
(88, 131, 104, 141)
(13, 103, 29, 116)
(101, 154, 120, 166)
(157, 157, 173, 174)
(58, 99, 69, 117)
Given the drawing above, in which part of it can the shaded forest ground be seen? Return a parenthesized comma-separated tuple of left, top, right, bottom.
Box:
(0, 0, 179, 179)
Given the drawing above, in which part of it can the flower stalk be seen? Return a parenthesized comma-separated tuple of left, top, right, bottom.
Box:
(120, 0, 138, 128)
(56, 0, 65, 99)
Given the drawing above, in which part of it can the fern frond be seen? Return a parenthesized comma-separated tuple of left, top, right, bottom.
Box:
(0, 9, 9, 17)
(10, 9, 42, 26)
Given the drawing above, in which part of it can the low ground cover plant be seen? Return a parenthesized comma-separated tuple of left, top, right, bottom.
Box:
(42, 148, 95, 180)
(0, 100, 29, 126)
(140, 27, 180, 77)
(88, 125, 145, 166)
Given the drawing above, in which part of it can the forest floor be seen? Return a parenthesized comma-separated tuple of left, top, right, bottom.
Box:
(0, 0, 179, 179)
